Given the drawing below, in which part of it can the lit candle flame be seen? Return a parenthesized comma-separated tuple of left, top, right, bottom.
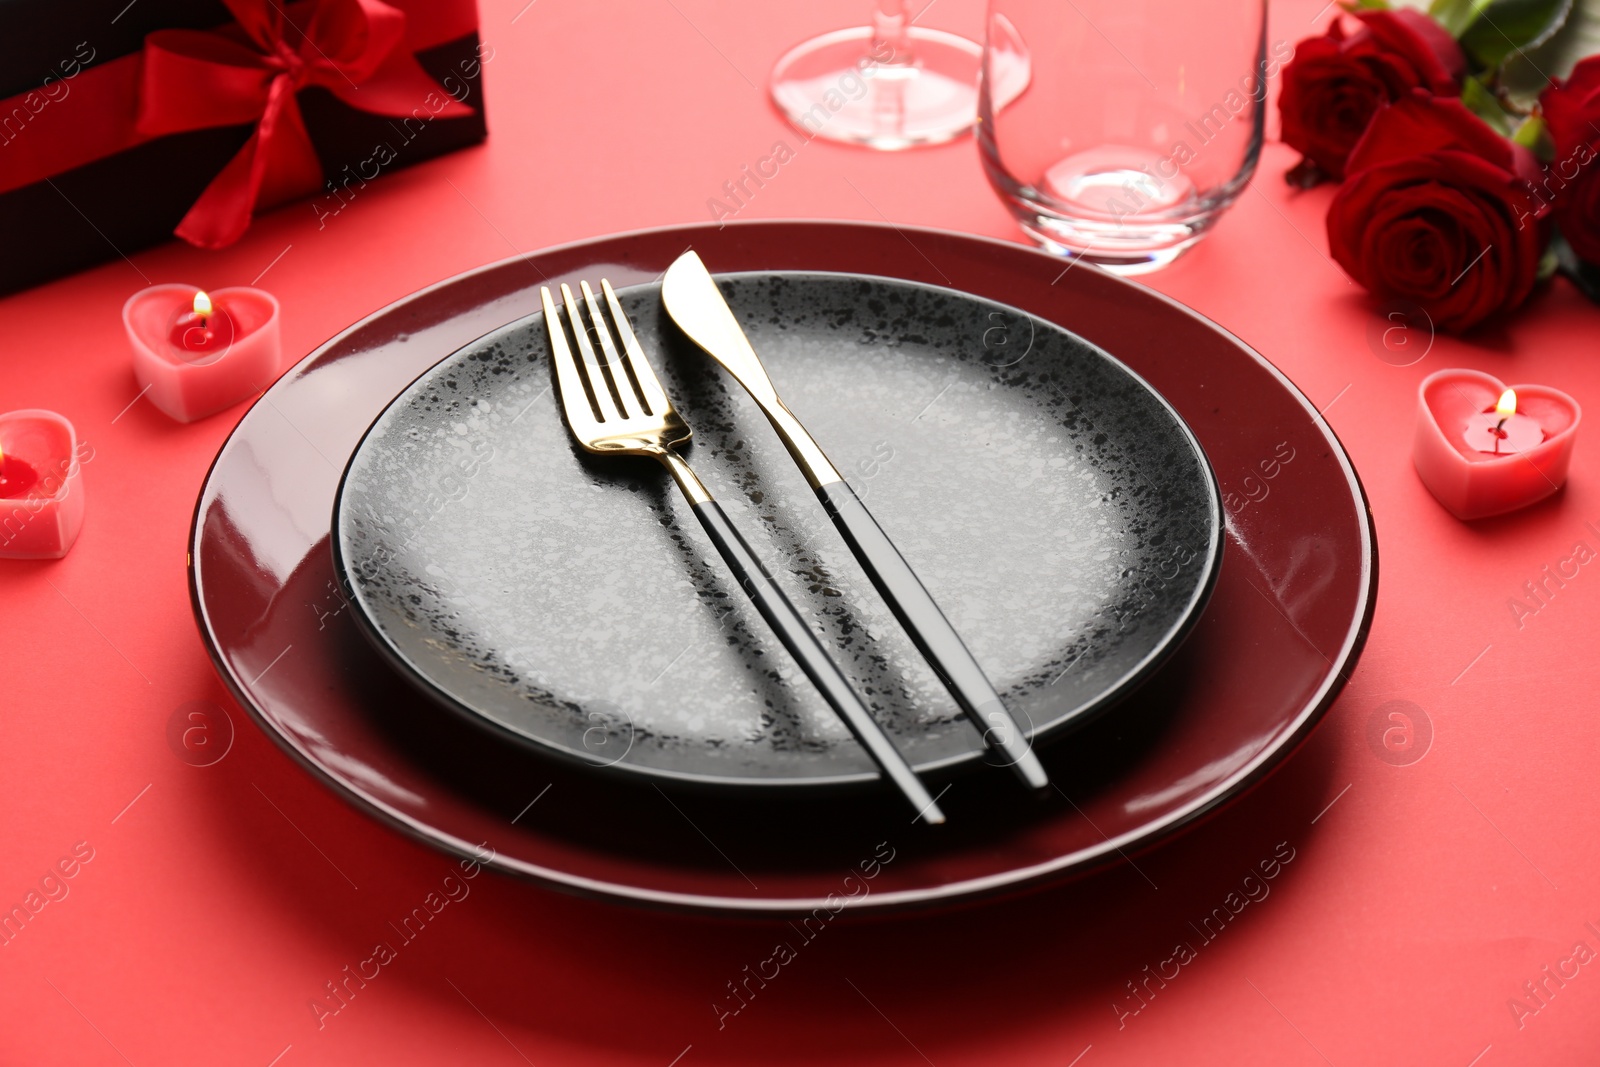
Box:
(1496, 388, 1517, 421)
(193, 290, 213, 318)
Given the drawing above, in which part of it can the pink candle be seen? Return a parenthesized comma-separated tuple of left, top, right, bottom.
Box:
(123, 284, 282, 423)
(0, 410, 86, 560)
(1413, 369, 1581, 520)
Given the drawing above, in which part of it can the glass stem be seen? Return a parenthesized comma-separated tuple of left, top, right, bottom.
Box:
(871, 0, 914, 65)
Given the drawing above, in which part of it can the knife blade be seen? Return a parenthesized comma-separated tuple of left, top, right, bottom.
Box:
(661, 251, 1049, 793)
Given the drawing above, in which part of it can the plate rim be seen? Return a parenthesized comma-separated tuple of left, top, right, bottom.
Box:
(326, 270, 1226, 790)
(188, 218, 1377, 915)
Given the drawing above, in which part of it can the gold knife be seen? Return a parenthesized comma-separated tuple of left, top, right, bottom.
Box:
(661, 251, 1049, 793)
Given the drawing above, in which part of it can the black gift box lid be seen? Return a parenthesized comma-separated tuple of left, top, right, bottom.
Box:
(0, 0, 232, 100)
(0, 2, 487, 296)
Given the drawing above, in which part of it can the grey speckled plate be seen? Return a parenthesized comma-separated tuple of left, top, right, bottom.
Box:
(332, 272, 1221, 790)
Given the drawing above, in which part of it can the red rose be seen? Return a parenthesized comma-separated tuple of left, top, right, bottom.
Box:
(1279, 10, 1466, 179)
(1539, 56, 1600, 263)
(1327, 92, 1549, 332)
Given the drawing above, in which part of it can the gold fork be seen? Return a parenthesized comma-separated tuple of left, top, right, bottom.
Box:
(541, 280, 945, 824)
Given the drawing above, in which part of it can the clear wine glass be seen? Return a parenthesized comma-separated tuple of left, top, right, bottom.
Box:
(978, 0, 1267, 272)
(771, 0, 1030, 150)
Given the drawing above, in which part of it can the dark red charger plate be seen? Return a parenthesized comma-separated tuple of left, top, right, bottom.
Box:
(188, 220, 1376, 915)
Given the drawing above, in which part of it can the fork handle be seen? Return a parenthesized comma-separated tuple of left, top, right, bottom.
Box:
(687, 496, 944, 825)
(815, 481, 1049, 792)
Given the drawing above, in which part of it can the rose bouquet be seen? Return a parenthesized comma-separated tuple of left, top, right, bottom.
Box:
(1280, 0, 1600, 330)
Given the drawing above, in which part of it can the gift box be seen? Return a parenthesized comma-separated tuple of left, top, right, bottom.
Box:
(0, 0, 488, 295)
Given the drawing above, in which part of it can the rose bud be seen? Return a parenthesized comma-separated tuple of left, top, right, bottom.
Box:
(1279, 10, 1465, 180)
(1539, 56, 1600, 264)
(1327, 92, 1549, 332)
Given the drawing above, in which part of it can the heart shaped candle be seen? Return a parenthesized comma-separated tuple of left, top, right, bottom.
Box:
(1414, 369, 1581, 520)
(123, 284, 282, 423)
(0, 409, 86, 560)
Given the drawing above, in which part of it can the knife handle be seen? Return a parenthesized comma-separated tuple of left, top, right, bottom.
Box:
(814, 480, 1049, 792)
(687, 497, 944, 824)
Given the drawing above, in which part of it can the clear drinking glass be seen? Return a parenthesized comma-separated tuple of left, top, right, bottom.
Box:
(771, 0, 1031, 150)
(978, 0, 1267, 272)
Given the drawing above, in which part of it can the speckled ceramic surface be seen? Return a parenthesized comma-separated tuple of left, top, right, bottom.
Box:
(332, 273, 1222, 788)
(191, 221, 1375, 913)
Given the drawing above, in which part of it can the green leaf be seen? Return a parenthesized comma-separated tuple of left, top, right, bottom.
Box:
(1285, 157, 1332, 188)
(1429, 0, 1496, 36)
(1539, 244, 1562, 280)
(1502, 0, 1600, 108)
(1462, 75, 1515, 131)
(1552, 231, 1600, 302)
(1459, 0, 1574, 67)
(1512, 113, 1553, 156)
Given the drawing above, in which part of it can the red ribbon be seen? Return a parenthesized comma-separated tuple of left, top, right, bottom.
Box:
(134, 0, 472, 248)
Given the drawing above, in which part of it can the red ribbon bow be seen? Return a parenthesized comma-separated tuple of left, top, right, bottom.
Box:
(136, 0, 471, 248)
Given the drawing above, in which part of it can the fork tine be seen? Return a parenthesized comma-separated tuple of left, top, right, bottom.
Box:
(542, 286, 604, 433)
(560, 283, 622, 424)
(601, 279, 671, 418)
(579, 280, 637, 419)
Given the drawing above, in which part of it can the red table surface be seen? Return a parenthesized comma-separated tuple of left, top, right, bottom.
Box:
(4, 1, 1598, 1064)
